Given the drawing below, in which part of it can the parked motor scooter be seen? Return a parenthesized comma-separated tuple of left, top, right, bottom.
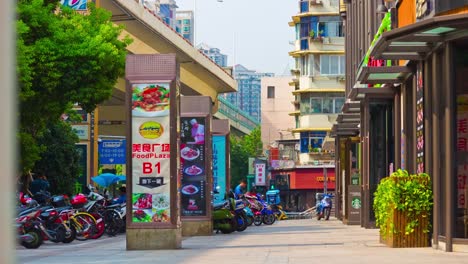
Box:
(316, 193, 333, 220)
(16, 211, 43, 249)
(212, 199, 237, 234)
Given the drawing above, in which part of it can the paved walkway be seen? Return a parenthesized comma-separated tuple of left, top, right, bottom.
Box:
(16, 219, 468, 264)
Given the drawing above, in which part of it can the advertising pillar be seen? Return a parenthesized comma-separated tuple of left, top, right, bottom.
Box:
(180, 96, 213, 236)
(125, 54, 181, 250)
(212, 119, 230, 202)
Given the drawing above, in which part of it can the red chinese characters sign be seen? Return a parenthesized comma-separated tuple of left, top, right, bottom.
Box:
(255, 163, 266, 186)
(415, 64, 425, 174)
(457, 95, 468, 209)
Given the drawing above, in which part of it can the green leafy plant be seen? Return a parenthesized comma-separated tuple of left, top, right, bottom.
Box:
(373, 169, 433, 238)
(309, 30, 315, 38)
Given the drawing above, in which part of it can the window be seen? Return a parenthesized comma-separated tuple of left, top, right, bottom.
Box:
(267, 86, 275, 99)
(318, 21, 344, 37)
(300, 56, 309, 76)
(300, 94, 346, 114)
(300, 0, 309, 13)
(320, 55, 345, 75)
(334, 98, 345, 113)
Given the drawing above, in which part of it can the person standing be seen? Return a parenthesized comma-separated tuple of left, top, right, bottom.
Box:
(234, 179, 247, 198)
(30, 173, 49, 195)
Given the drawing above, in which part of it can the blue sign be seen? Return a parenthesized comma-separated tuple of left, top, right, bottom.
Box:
(212, 135, 226, 202)
(60, 0, 88, 11)
(99, 140, 126, 165)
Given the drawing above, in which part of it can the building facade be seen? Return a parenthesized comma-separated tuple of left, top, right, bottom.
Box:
(260, 77, 297, 150)
(197, 43, 228, 67)
(333, 0, 468, 252)
(176, 10, 194, 44)
(265, 0, 345, 212)
(289, 0, 345, 166)
(222, 64, 274, 123)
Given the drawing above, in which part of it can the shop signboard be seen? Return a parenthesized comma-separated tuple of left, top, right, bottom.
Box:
(255, 162, 266, 186)
(347, 185, 361, 225)
(180, 117, 207, 216)
(60, 0, 89, 11)
(416, 64, 425, 174)
(72, 125, 89, 140)
(212, 135, 226, 203)
(99, 140, 126, 165)
(456, 94, 468, 209)
(131, 83, 171, 224)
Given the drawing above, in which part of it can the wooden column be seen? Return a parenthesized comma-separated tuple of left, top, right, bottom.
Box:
(431, 51, 441, 248)
(444, 43, 454, 252)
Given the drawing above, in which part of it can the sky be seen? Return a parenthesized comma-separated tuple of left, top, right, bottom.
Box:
(176, 0, 297, 76)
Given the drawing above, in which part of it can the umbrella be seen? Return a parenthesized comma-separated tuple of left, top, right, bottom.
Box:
(92, 173, 126, 188)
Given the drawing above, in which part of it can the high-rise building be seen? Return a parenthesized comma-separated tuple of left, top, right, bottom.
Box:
(266, 0, 345, 211)
(289, 0, 345, 165)
(159, 0, 178, 29)
(222, 65, 274, 123)
(176, 11, 194, 44)
(197, 43, 228, 67)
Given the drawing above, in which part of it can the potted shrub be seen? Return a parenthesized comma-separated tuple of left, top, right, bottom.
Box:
(373, 169, 433, 247)
(309, 29, 315, 39)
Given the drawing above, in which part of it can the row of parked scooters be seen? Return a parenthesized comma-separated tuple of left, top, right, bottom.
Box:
(212, 190, 287, 234)
(16, 186, 126, 249)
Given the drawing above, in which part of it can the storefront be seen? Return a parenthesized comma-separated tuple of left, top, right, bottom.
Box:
(271, 167, 335, 212)
(367, 12, 468, 252)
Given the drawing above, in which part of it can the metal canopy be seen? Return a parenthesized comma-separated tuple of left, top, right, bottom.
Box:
(356, 66, 412, 84)
(342, 100, 360, 113)
(337, 114, 360, 123)
(370, 13, 468, 60)
(349, 82, 396, 101)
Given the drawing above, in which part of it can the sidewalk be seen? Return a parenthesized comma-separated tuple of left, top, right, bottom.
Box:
(16, 219, 468, 264)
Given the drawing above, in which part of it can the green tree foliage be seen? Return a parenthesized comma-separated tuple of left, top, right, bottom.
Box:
(17, 0, 131, 174)
(33, 121, 81, 195)
(230, 127, 263, 188)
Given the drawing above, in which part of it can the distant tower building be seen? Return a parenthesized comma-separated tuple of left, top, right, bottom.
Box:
(224, 65, 274, 123)
(197, 43, 228, 67)
(159, 0, 178, 29)
(176, 11, 194, 44)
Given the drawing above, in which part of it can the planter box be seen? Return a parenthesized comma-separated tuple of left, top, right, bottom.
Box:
(381, 209, 429, 248)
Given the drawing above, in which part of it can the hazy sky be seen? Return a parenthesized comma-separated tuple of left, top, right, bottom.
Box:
(176, 0, 297, 75)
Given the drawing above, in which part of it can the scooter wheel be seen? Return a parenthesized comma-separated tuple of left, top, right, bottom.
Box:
(246, 216, 254, 226)
(263, 214, 276, 225)
(21, 228, 43, 249)
(253, 215, 262, 226)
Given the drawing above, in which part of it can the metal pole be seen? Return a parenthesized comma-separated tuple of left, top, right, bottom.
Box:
(0, 0, 14, 262)
(324, 167, 328, 193)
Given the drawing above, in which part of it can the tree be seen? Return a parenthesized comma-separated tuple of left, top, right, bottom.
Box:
(17, 0, 131, 175)
(33, 121, 81, 195)
(229, 126, 263, 188)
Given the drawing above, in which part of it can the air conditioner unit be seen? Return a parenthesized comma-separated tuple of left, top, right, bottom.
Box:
(295, 144, 300, 151)
(279, 144, 284, 150)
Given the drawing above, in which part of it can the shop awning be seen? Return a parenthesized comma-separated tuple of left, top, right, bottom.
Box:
(356, 65, 412, 85)
(349, 82, 396, 101)
(330, 124, 359, 137)
(369, 13, 468, 60)
(337, 113, 360, 123)
(342, 100, 360, 114)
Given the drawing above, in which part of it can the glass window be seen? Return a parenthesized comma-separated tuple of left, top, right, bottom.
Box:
(300, 0, 309, 13)
(334, 98, 345, 113)
(320, 55, 345, 75)
(323, 98, 333, 113)
(330, 57, 339, 75)
(310, 98, 322, 113)
(267, 86, 275, 98)
(300, 94, 311, 114)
